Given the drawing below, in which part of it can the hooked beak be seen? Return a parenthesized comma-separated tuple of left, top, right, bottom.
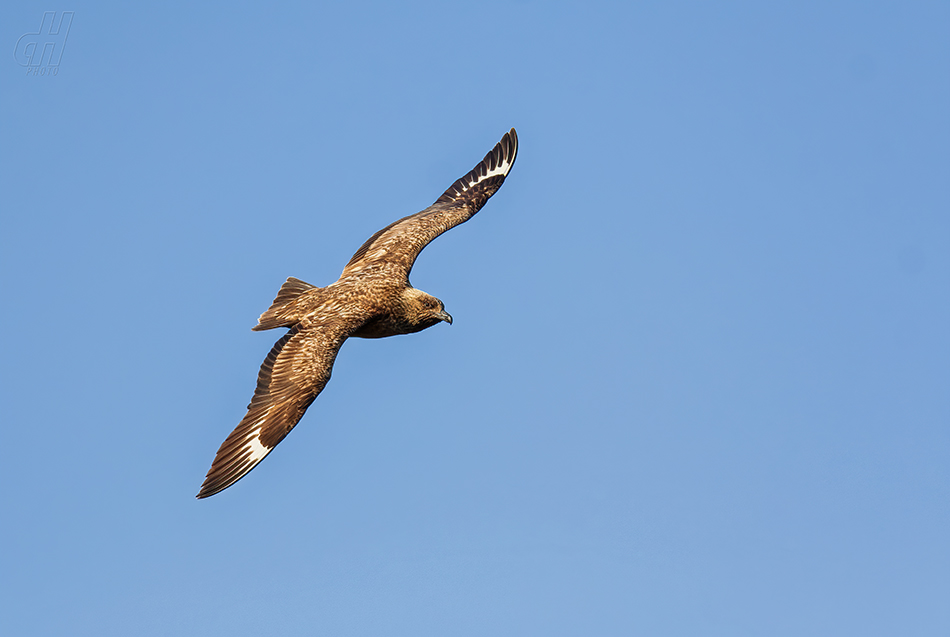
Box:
(435, 310, 453, 325)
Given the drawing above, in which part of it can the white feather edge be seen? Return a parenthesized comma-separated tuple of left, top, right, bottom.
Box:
(449, 148, 515, 196)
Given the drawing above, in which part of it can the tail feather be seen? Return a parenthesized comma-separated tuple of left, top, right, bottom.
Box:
(253, 277, 317, 331)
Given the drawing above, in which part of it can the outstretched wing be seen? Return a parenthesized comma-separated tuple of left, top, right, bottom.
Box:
(342, 128, 518, 279)
(196, 316, 359, 498)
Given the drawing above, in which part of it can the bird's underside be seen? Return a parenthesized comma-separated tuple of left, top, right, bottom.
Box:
(196, 128, 518, 498)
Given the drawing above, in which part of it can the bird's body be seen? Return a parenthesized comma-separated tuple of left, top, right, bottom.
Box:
(197, 129, 518, 498)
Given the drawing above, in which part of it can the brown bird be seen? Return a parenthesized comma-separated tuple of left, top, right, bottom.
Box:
(197, 129, 518, 498)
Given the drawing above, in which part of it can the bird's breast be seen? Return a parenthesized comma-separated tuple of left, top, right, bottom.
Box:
(351, 313, 415, 339)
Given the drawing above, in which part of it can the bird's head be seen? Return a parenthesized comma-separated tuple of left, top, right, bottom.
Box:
(401, 288, 453, 332)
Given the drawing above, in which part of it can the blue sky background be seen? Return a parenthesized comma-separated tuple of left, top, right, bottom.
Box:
(2, 2, 948, 635)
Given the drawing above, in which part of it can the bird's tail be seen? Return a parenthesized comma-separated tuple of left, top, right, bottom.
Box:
(253, 277, 318, 331)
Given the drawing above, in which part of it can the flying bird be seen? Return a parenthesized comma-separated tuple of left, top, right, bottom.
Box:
(197, 128, 518, 498)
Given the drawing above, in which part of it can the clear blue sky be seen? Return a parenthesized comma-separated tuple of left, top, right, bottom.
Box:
(2, 1, 948, 635)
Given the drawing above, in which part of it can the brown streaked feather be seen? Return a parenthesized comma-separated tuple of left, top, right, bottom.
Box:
(343, 128, 518, 279)
(196, 316, 361, 499)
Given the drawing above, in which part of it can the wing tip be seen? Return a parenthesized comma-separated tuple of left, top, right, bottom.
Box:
(195, 455, 266, 499)
(196, 424, 277, 499)
(435, 128, 519, 207)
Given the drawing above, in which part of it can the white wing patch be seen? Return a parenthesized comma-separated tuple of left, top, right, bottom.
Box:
(433, 130, 517, 208)
(482, 159, 515, 180)
(455, 153, 514, 194)
(237, 406, 276, 467)
(199, 408, 276, 497)
(244, 430, 272, 465)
